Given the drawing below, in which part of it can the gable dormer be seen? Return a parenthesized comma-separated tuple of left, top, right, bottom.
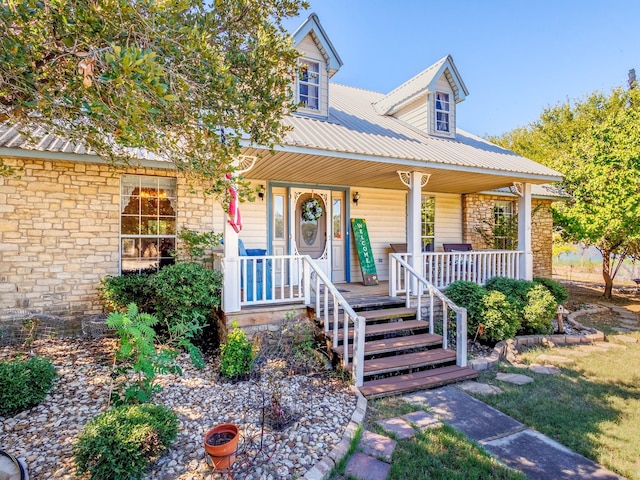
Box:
(373, 55, 469, 138)
(292, 13, 343, 119)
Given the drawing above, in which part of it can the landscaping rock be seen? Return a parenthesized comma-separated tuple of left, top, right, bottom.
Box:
(528, 364, 561, 375)
(457, 381, 504, 395)
(496, 373, 534, 385)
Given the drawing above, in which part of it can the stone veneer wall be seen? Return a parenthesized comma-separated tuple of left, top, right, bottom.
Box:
(0, 157, 218, 324)
(462, 194, 553, 278)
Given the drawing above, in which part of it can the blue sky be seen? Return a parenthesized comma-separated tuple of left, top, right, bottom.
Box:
(283, 0, 640, 137)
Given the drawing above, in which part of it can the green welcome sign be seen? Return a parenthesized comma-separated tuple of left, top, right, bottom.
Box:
(351, 218, 379, 286)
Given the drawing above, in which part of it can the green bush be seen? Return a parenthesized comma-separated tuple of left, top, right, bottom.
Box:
(220, 322, 254, 379)
(479, 290, 520, 342)
(148, 262, 222, 326)
(485, 277, 556, 335)
(99, 273, 154, 313)
(445, 281, 487, 337)
(522, 284, 557, 335)
(533, 277, 568, 305)
(73, 403, 178, 480)
(0, 356, 57, 416)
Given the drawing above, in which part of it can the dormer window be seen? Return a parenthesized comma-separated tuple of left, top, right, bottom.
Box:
(299, 60, 320, 110)
(435, 92, 450, 132)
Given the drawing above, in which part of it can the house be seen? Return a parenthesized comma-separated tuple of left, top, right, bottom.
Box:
(0, 14, 562, 391)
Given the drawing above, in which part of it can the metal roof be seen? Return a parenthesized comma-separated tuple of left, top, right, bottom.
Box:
(278, 83, 561, 181)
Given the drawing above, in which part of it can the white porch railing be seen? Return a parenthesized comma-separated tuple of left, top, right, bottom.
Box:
(390, 250, 523, 293)
(389, 253, 468, 367)
(234, 254, 366, 386)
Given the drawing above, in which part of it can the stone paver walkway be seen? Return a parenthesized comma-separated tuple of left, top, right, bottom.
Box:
(343, 303, 637, 480)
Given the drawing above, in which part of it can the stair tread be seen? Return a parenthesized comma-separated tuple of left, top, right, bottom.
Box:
(359, 307, 417, 321)
(363, 348, 456, 375)
(340, 333, 443, 356)
(331, 320, 430, 341)
(358, 366, 479, 398)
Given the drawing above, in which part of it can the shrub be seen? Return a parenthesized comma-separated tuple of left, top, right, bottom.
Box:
(0, 355, 57, 416)
(485, 277, 556, 335)
(522, 284, 557, 335)
(73, 403, 178, 480)
(445, 281, 487, 337)
(148, 262, 222, 327)
(99, 273, 154, 313)
(533, 277, 568, 305)
(479, 290, 520, 342)
(220, 322, 254, 379)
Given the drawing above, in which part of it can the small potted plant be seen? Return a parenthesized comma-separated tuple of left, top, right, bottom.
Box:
(204, 423, 239, 470)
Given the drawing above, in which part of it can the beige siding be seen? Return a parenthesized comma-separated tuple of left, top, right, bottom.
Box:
(297, 35, 329, 117)
(432, 193, 463, 250)
(394, 96, 427, 131)
(349, 187, 406, 282)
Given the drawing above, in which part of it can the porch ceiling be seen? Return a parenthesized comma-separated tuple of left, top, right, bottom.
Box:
(241, 148, 557, 194)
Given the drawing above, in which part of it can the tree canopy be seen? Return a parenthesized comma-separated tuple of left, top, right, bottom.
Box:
(0, 0, 308, 193)
(491, 86, 640, 297)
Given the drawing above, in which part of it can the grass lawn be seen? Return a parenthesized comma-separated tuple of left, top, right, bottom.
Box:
(473, 333, 640, 479)
(332, 397, 525, 480)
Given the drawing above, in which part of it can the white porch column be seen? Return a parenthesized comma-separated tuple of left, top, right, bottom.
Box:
(516, 182, 534, 280)
(399, 171, 430, 292)
(222, 219, 241, 313)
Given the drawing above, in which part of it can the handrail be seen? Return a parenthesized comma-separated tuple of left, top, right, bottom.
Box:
(300, 256, 366, 387)
(389, 253, 467, 367)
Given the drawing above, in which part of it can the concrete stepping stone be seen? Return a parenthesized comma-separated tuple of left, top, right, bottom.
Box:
(536, 354, 575, 364)
(407, 386, 524, 442)
(611, 334, 638, 344)
(376, 417, 415, 440)
(344, 452, 391, 480)
(577, 344, 610, 353)
(496, 372, 534, 385)
(529, 364, 561, 374)
(401, 410, 442, 431)
(482, 429, 620, 480)
(359, 430, 396, 462)
(457, 381, 504, 395)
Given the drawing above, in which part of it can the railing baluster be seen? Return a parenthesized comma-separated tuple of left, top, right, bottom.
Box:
(429, 287, 434, 334)
(442, 301, 448, 350)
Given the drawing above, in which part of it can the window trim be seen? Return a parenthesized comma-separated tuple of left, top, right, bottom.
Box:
(435, 91, 450, 133)
(120, 174, 177, 275)
(298, 58, 320, 111)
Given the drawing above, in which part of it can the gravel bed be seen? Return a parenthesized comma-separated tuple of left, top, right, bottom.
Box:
(0, 338, 357, 480)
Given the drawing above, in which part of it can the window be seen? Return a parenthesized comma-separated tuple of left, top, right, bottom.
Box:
(332, 198, 342, 239)
(274, 194, 285, 239)
(421, 195, 435, 252)
(435, 92, 450, 132)
(493, 200, 515, 250)
(299, 60, 320, 110)
(120, 175, 177, 274)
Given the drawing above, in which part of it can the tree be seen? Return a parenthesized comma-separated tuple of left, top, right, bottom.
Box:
(0, 0, 308, 195)
(491, 87, 640, 298)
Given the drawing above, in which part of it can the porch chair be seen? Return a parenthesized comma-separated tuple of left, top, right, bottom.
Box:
(223, 239, 273, 301)
(442, 243, 474, 273)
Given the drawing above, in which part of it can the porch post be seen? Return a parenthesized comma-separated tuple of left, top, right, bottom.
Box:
(222, 210, 241, 313)
(517, 182, 533, 280)
(407, 172, 424, 279)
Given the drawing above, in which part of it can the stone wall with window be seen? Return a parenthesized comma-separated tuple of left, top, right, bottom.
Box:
(0, 157, 218, 326)
(462, 194, 554, 278)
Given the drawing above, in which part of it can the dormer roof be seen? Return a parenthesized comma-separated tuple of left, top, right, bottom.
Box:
(292, 13, 343, 77)
(373, 55, 469, 115)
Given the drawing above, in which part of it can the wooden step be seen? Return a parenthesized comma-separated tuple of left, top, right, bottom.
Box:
(340, 333, 442, 357)
(331, 320, 430, 344)
(363, 348, 456, 376)
(358, 365, 479, 399)
(359, 307, 416, 321)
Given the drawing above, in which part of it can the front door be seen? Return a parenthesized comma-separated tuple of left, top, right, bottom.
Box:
(291, 189, 331, 278)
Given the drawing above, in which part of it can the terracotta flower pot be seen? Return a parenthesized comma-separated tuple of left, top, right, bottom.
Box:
(204, 423, 239, 470)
